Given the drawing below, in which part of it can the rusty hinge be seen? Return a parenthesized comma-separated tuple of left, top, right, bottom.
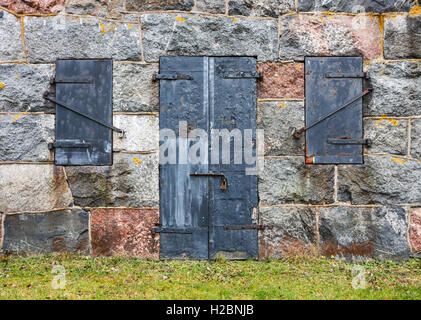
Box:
(152, 73, 193, 81)
(224, 224, 264, 230)
(294, 88, 373, 139)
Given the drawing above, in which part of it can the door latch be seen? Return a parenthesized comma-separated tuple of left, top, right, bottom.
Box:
(190, 172, 228, 191)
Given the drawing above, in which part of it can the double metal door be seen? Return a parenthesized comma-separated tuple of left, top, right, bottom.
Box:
(158, 56, 258, 259)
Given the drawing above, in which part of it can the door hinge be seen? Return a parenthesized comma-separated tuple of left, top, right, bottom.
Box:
(327, 138, 372, 147)
(223, 71, 263, 79)
(50, 76, 93, 85)
(152, 73, 193, 81)
(224, 224, 264, 230)
(43, 92, 123, 133)
(152, 227, 204, 234)
(48, 140, 92, 150)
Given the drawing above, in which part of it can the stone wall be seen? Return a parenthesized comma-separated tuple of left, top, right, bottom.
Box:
(0, 0, 420, 260)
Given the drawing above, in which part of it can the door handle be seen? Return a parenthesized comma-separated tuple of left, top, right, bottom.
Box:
(190, 172, 227, 191)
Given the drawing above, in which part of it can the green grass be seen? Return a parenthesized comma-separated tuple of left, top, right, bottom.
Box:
(0, 254, 419, 300)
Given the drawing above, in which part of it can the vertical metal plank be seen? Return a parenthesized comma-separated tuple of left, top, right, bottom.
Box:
(159, 56, 209, 259)
(55, 59, 112, 165)
(305, 57, 363, 164)
(208, 57, 258, 260)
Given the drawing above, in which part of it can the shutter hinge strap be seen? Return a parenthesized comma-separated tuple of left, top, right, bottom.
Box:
(224, 224, 264, 230)
(327, 138, 372, 147)
(325, 72, 370, 79)
(48, 140, 92, 150)
(223, 71, 263, 79)
(152, 73, 193, 81)
(293, 88, 373, 139)
(43, 92, 122, 133)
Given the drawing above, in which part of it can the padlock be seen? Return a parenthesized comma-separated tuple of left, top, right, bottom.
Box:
(220, 177, 227, 191)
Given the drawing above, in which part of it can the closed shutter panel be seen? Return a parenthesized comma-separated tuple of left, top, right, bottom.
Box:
(305, 57, 368, 164)
(53, 59, 113, 166)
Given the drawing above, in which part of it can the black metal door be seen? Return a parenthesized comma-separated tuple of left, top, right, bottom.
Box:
(208, 57, 258, 259)
(54, 59, 113, 165)
(305, 57, 365, 164)
(159, 57, 258, 259)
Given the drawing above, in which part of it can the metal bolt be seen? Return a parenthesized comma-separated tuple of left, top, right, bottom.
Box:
(0, 11, 3, 18)
(118, 130, 125, 138)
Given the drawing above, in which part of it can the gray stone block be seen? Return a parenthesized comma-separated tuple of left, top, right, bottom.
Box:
(141, 13, 278, 62)
(126, 0, 194, 11)
(65, 0, 126, 18)
(363, 118, 408, 155)
(319, 206, 410, 261)
(279, 14, 382, 60)
(0, 165, 73, 213)
(113, 115, 159, 152)
(0, 10, 24, 61)
(411, 119, 421, 158)
(65, 0, 108, 16)
(259, 206, 317, 258)
(364, 61, 421, 116)
(298, 0, 415, 12)
(259, 157, 335, 205)
(0, 114, 54, 162)
(196, 0, 226, 13)
(3, 209, 89, 254)
(113, 62, 158, 112)
(24, 15, 141, 63)
(228, 0, 295, 17)
(65, 152, 159, 207)
(338, 156, 421, 204)
(257, 100, 304, 156)
(0, 64, 55, 113)
(384, 13, 421, 59)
